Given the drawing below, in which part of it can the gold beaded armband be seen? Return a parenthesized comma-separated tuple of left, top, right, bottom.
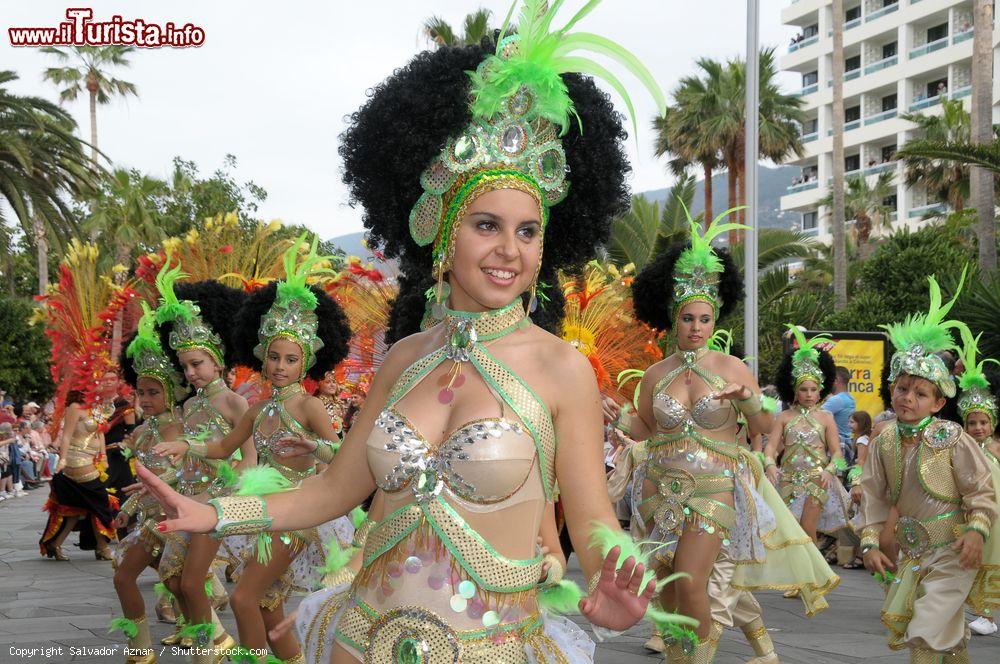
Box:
(965, 511, 992, 541)
(859, 525, 881, 553)
(312, 438, 337, 464)
(736, 392, 762, 417)
(587, 571, 601, 595)
(186, 438, 208, 458)
(119, 493, 141, 517)
(208, 495, 272, 538)
(763, 455, 777, 471)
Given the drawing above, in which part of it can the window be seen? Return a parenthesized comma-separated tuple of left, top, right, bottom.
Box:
(927, 23, 948, 42)
(802, 211, 818, 230)
(882, 144, 897, 162)
(845, 105, 861, 122)
(846, 5, 861, 21)
(927, 77, 947, 97)
(803, 23, 819, 38)
(882, 195, 897, 209)
(882, 41, 897, 59)
(846, 55, 861, 72)
(883, 0, 898, 6)
(806, 118, 819, 133)
(882, 94, 897, 111)
(803, 70, 818, 86)
(845, 154, 861, 172)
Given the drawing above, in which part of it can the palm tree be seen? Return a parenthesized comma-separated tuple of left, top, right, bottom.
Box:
(0, 70, 98, 294)
(424, 8, 494, 48)
(41, 46, 138, 167)
(606, 173, 696, 268)
(900, 99, 971, 211)
(971, 0, 996, 274)
(820, 171, 896, 261)
(694, 51, 804, 245)
(86, 168, 167, 357)
(831, 0, 848, 310)
(653, 80, 721, 224)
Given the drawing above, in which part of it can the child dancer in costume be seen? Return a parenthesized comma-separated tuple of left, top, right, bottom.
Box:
(860, 272, 999, 663)
(954, 328, 1000, 637)
(155, 237, 355, 663)
(766, 326, 852, 542)
(138, 3, 691, 662)
(108, 306, 188, 663)
(629, 223, 840, 663)
(152, 268, 251, 660)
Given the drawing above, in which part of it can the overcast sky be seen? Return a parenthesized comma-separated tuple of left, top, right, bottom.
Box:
(2, 0, 796, 240)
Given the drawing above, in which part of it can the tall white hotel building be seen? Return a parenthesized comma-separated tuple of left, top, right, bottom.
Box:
(779, 0, 997, 242)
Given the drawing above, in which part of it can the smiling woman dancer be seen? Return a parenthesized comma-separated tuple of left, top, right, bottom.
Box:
(628, 221, 840, 663)
(135, 2, 692, 662)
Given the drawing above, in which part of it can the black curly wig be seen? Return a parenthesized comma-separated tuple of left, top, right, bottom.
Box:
(232, 282, 351, 381)
(339, 39, 630, 338)
(157, 280, 247, 377)
(632, 242, 744, 332)
(774, 349, 837, 405)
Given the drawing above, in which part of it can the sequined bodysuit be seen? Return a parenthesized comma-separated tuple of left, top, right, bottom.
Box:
(177, 378, 233, 496)
(779, 407, 831, 505)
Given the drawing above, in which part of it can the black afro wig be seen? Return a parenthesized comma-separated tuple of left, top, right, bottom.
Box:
(774, 348, 837, 405)
(157, 280, 247, 376)
(233, 282, 352, 381)
(632, 242, 744, 332)
(339, 39, 630, 331)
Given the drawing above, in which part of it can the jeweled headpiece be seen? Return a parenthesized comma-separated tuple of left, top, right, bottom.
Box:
(672, 211, 748, 318)
(254, 233, 335, 372)
(881, 268, 968, 398)
(127, 302, 188, 404)
(152, 254, 226, 369)
(957, 326, 998, 426)
(410, 0, 665, 297)
(787, 325, 831, 389)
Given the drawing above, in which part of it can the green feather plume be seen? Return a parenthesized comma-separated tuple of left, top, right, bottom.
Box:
(275, 233, 337, 312)
(537, 578, 583, 614)
(317, 537, 358, 576)
(177, 621, 213, 640)
(235, 466, 293, 496)
(215, 462, 238, 488)
(587, 521, 659, 590)
(957, 326, 999, 392)
(350, 506, 367, 529)
(880, 267, 968, 355)
(121, 446, 133, 460)
(832, 456, 847, 472)
(675, 204, 750, 278)
(255, 533, 273, 566)
(786, 324, 831, 367)
(153, 582, 174, 602)
(617, 368, 645, 410)
(107, 616, 138, 639)
(126, 302, 165, 361)
(153, 251, 194, 325)
(760, 395, 779, 414)
(470, 0, 666, 137)
(847, 466, 862, 486)
(706, 328, 733, 354)
(230, 647, 260, 664)
(204, 579, 214, 598)
(647, 606, 701, 641)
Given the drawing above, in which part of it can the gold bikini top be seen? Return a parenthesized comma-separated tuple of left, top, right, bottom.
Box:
(652, 349, 738, 434)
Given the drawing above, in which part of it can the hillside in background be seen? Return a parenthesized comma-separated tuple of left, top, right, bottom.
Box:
(326, 165, 801, 255)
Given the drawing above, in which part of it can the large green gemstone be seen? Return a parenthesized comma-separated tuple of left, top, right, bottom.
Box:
(453, 135, 476, 163)
(539, 150, 561, 179)
(396, 637, 423, 664)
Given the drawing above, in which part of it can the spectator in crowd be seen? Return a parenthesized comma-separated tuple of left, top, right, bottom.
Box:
(22, 402, 40, 424)
(14, 421, 41, 489)
(0, 403, 15, 426)
(822, 365, 857, 463)
(0, 422, 15, 500)
(30, 420, 56, 479)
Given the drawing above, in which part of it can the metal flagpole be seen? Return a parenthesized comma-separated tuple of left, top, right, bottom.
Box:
(744, 0, 760, 378)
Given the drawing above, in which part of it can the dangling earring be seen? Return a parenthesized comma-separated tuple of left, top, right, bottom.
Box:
(432, 261, 450, 321)
(526, 283, 538, 315)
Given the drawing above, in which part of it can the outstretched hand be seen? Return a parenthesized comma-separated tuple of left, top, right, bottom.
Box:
(275, 433, 316, 459)
(579, 545, 656, 631)
(712, 383, 751, 403)
(135, 462, 218, 534)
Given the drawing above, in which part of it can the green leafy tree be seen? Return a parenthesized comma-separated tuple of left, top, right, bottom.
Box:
(820, 226, 971, 331)
(161, 154, 267, 236)
(0, 298, 54, 401)
(819, 170, 896, 260)
(41, 45, 138, 167)
(606, 173, 696, 268)
(900, 99, 971, 212)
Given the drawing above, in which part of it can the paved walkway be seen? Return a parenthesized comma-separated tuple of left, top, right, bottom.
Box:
(1, 486, 998, 663)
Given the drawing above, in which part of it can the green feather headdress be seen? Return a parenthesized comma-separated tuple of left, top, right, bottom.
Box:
(126, 302, 187, 404)
(706, 328, 734, 354)
(957, 326, 998, 426)
(880, 267, 969, 398)
(253, 233, 337, 371)
(152, 252, 226, 368)
(409, 0, 666, 282)
(672, 205, 748, 318)
(786, 324, 831, 389)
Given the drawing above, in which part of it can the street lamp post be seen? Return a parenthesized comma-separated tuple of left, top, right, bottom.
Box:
(744, 0, 760, 378)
